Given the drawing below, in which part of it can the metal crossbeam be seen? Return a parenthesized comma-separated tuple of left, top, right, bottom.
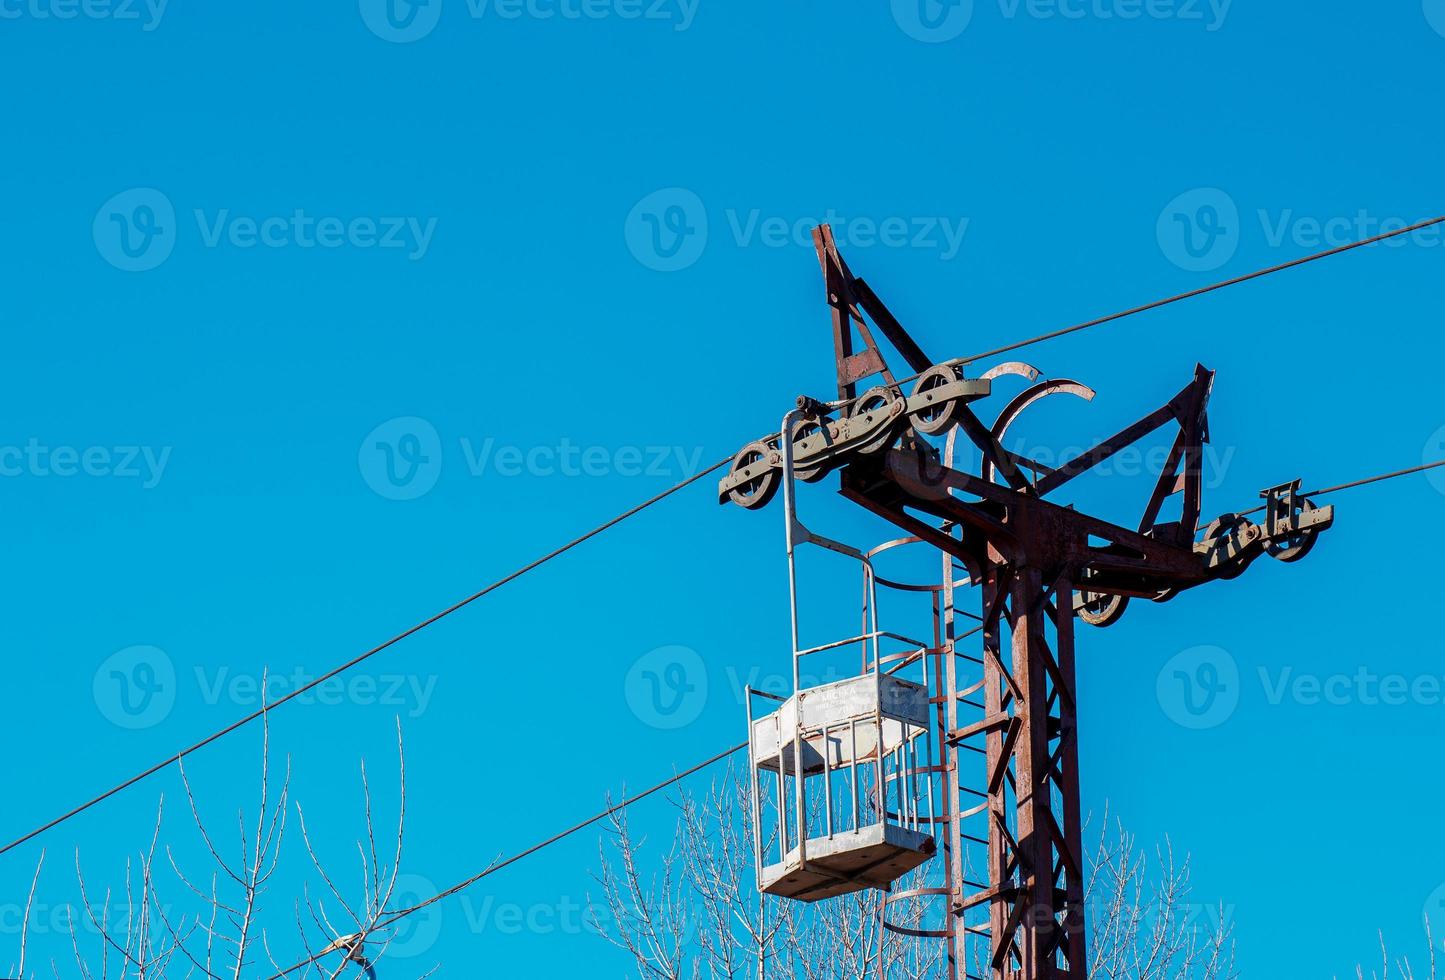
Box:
(721, 224, 1334, 980)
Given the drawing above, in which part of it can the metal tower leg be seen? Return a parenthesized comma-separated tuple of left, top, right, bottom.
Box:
(976, 562, 1087, 979)
(722, 222, 1334, 980)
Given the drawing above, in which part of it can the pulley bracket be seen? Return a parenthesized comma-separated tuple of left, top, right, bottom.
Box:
(716, 370, 991, 503)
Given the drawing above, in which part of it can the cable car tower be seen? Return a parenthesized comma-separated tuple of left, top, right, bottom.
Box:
(720, 226, 1333, 979)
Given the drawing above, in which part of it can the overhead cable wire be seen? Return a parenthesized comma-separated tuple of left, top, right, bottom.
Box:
(956, 214, 1445, 367)
(268, 442, 1445, 972)
(262, 741, 749, 980)
(0, 458, 730, 859)
(8, 208, 1442, 859)
(1221, 458, 1445, 523)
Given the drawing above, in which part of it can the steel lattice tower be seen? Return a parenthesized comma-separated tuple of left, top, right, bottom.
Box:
(720, 225, 1331, 979)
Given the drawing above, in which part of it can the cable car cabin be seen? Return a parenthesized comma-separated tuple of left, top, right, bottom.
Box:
(746, 672, 936, 903)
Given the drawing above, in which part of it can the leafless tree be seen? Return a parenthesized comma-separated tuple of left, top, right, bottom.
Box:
(7, 713, 423, 980)
(590, 798, 694, 980)
(591, 766, 1237, 980)
(1086, 810, 1235, 980)
(6, 849, 46, 980)
(779, 866, 939, 980)
(589, 764, 939, 980)
(1349, 925, 1440, 980)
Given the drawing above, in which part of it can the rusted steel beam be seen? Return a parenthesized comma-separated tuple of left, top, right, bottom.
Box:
(1138, 432, 1188, 536)
(1032, 402, 1178, 497)
(839, 477, 996, 571)
(852, 277, 934, 374)
(957, 406, 1032, 490)
(1050, 585, 1088, 975)
(1010, 566, 1072, 977)
(882, 450, 1207, 582)
(727, 226, 1332, 980)
(950, 712, 1012, 745)
(813, 225, 866, 401)
(1031, 368, 1213, 498)
(981, 572, 1013, 976)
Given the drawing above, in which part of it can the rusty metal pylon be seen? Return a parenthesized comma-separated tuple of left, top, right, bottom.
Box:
(720, 225, 1332, 979)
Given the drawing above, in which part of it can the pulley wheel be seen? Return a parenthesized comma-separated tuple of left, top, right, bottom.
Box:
(909, 364, 965, 436)
(848, 386, 903, 455)
(725, 440, 779, 510)
(1075, 588, 1129, 628)
(1201, 513, 1250, 580)
(790, 418, 832, 483)
(1202, 513, 1242, 543)
(1266, 498, 1320, 563)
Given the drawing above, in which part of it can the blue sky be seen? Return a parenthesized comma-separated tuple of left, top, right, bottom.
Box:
(2, 1, 1444, 976)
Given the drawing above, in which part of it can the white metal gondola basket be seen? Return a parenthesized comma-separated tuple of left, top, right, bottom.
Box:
(747, 671, 936, 902)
